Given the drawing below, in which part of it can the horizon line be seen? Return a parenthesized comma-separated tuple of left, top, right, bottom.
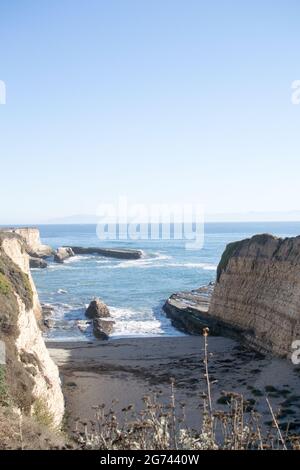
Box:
(2, 219, 300, 227)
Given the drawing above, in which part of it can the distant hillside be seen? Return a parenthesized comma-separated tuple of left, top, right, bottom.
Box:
(46, 211, 300, 224)
(45, 215, 99, 224)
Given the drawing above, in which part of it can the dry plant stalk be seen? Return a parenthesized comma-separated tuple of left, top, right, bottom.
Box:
(74, 332, 300, 450)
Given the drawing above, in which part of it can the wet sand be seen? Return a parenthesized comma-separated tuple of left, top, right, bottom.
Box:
(47, 336, 300, 433)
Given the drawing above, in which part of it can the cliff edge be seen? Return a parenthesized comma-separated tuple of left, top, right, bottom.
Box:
(209, 233, 300, 356)
(0, 231, 64, 427)
(3, 227, 53, 258)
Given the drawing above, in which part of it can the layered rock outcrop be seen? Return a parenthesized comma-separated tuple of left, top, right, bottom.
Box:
(0, 231, 64, 426)
(164, 234, 300, 357)
(209, 234, 300, 357)
(164, 284, 214, 334)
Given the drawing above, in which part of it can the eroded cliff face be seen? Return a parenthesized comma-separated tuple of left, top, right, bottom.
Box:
(209, 234, 300, 357)
(1, 234, 42, 321)
(0, 232, 64, 427)
(5, 227, 53, 257)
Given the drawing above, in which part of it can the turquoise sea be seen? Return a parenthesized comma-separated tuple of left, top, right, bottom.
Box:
(31, 222, 300, 341)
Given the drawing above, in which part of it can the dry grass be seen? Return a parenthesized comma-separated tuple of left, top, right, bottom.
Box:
(73, 329, 300, 450)
(0, 406, 67, 450)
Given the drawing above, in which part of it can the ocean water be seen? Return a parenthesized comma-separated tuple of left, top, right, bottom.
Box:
(31, 222, 300, 341)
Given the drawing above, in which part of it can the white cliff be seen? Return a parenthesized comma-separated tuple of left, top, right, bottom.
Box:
(6, 227, 53, 257)
(0, 231, 64, 427)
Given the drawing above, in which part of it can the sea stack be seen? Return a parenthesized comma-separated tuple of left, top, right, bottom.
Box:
(85, 298, 115, 339)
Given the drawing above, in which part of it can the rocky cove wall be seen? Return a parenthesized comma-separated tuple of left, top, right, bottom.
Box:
(0, 232, 64, 426)
(209, 234, 300, 357)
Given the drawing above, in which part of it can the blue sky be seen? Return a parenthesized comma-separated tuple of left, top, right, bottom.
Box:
(0, 0, 300, 223)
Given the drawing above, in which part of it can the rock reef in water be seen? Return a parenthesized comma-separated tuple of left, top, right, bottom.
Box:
(70, 246, 143, 259)
(164, 233, 300, 357)
(29, 256, 48, 269)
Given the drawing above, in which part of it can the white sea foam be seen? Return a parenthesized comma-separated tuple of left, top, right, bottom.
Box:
(95, 258, 111, 264)
(43, 301, 90, 342)
(96, 258, 216, 271)
(64, 255, 96, 264)
(51, 302, 77, 310)
(109, 306, 183, 337)
(48, 263, 77, 271)
(48, 251, 216, 272)
(96, 252, 172, 269)
(167, 262, 217, 270)
(42, 300, 183, 339)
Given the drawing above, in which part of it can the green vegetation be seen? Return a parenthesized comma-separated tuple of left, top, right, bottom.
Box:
(0, 249, 33, 310)
(20, 272, 33, 309)
(0, 405, 66, 449)
(0, 366, 10, 407)
(0, 274, 11, 296)
(0, 248, 34, 338)
(33, 398, 55, 429)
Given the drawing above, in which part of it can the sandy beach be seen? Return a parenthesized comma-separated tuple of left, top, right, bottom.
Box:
(48, 336, 300, 433)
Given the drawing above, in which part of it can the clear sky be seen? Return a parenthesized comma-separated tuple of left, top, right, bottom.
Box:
(0, 0, 300, 223)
